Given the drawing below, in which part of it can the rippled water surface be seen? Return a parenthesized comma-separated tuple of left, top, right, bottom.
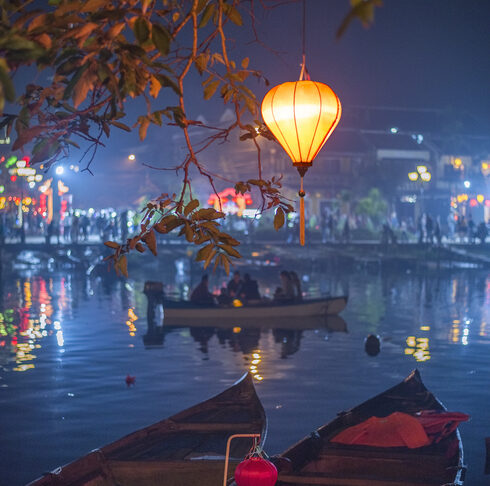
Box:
(1, 257, 489, 485)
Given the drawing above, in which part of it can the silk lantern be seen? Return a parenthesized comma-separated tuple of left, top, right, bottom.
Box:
(261, 80, 341, 245)
(234, 456, 278, 486)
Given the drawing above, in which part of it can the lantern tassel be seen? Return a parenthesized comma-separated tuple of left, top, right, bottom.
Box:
(299, 176, 305, 246)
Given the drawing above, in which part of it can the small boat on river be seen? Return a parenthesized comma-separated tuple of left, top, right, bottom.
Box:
(270, 370, 467, 486)
(162, 296, 348, 323)
(27, 373, 266, 486)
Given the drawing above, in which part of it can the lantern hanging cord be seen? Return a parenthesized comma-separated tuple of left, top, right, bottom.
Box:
(299, 0, 308, 81)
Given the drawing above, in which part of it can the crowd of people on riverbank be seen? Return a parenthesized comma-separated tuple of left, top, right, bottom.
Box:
(1, 204, 488, 246)
(0, 208, 134, 244)
(190, 270, 303, 306)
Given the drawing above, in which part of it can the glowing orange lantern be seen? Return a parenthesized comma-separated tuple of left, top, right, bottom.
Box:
(261, 80, 341, 245)
(235, 456, 278, 486)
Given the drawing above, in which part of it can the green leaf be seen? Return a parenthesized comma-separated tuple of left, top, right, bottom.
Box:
(0, 62, 15, 102)
(63, 64, 89, 100)
(104, 241, 120, 249)
(116, 255, 128, 278)
(152, 24, 171, 56)
(198, 4, 215, 28)
(203, 80, 220, 100)
(203, 248, 217, 270)
(219, 244, 241, 259)
(274, 207, 285, 230)
(196, 243, 213, 261)
(81, 0, 107, 12)
(110, 121, 131, 131)
(184, 199, 200, 216)
(221, 253, 230, 275)
(64, 138, 80, 148)
(184, 223, 194, 242)
(134, 17, 150, 44)
(223, 4, 243, 26)
(154, 73, 180, 96)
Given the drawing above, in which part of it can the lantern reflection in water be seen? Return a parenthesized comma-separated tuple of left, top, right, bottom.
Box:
(126, 308, 138, 337)
(405, 336, 431, 362)
(249, 351, 263, 381)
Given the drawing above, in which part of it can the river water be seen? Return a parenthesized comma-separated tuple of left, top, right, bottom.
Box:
(0, 254, 489, 485)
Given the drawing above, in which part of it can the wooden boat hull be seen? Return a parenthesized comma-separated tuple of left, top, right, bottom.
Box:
(274, 370, 465, 486)
(27, 373, 266, 486)
(163, 296, 348, 325)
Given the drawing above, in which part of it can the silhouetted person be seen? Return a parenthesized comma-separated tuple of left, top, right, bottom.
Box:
(80, 214, 90, 240)
(342, 219, 350, 243)
(468, 216, 475, 243)
(217, 287, 232, 305)
(434, 218, 442, 245)
(71, 215, 80, 243)
(240, 273, 261, 302)
(227, 271, 243, 298)
(476, 222, 488, 244)
(289, 271, 303, 302)
(190, 275, 215, 305)
(425, 214, 433, 244)
(417, 215, 424, 244)
(328, 214, 335, 242)
(46, 219, 60, 245)
(274, 271, 295, 303)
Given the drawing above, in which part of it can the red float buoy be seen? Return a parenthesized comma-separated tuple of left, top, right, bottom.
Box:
(234, 456, 278, 486)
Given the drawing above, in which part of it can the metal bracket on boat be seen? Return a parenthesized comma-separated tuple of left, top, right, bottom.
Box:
(222, 433, 261, 486)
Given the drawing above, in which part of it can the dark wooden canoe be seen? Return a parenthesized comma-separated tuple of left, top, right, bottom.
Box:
(274, 370, 466, 486)
(27, 373, 266, 486)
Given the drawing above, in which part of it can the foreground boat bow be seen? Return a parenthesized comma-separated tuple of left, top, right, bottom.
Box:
(275, 370, 466, 486)
(27, 373, 266, 486)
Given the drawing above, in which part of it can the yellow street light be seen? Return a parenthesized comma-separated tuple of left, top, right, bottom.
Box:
(420, 172, 431, 182)
(416, 165, 427, 174)
(408, 172, 419, 181)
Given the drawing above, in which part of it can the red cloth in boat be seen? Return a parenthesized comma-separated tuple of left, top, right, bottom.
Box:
(331, 412, 431, 448)
(415, 410, 470, 443)
(331, 411, 469, 449)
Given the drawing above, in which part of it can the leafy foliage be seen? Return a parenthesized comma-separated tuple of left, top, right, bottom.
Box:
(104, 194, 240, 275)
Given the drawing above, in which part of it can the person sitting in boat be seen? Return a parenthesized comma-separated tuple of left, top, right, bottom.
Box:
(190, 275, 216, 306)
(227, 271, 243, 298)
(217, 287, 232, 306)
(273, 271, 295, 303)
(289, 271, 303, 302)
(240, 273, 261, 303)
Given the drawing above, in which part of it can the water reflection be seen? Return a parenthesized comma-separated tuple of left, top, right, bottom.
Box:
(0, 275, 62, 373)
(157, 315, 349, 377)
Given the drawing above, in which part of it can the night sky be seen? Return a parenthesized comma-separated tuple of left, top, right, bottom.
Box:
(44, 0, 490, 207)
